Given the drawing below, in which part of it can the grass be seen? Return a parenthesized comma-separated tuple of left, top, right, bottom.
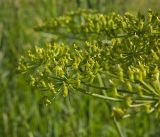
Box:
(0, 0, 160, 137)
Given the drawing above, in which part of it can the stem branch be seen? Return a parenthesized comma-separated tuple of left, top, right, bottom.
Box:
(113, 118, 125, 137)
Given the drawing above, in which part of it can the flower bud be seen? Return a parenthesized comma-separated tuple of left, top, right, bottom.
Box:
(122, 21, 127, 28)
(109, 79, 118, 96)
(72, 63, 79, 70)
(152, 67, 159, 81)
(144, 104, 151, 113)
(94, 61, 100, 74)
(96, 23, 100, 33)
(151, 80, 160, 92)
(128, 67, 134, 82)
(125, 80, 133, 92)
(30, 75, 36, 86)
(54, 66, 64, 76)
(88, 57, 95, 68)
(85, 62, 91, 72)
(151, 66, 160, 91)
(151, 49, 159, 61)
(42, 97, 51, 106)
(88, 71, 95, 84)
(37, 71, 43, 77)
(148, 24, 153, 33)
(112, 107, 125, 120)
(63, 82, 68, 97)
(76, 73, 81, 87)
(148, 11, 152, 23)
(124, 96, 132, 107)
(139, 20, 144, 31)
(139, 62, 147, 79)
(48, 83, 55, 93)
(134, 68, 143, 82)
(41, 80, 47, 88)
(117, 64, 124, 82)
(135, 84, 143, 96)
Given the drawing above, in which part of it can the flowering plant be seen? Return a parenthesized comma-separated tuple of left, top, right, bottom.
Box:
(18, 9, 160, 120)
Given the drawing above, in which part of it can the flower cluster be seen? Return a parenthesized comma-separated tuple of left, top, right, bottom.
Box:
(18, 10, 160, 119)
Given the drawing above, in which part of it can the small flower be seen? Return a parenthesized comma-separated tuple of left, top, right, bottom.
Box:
(117, 64, 124, 82)
(112, 107, 125, 120)
(125, 80, 133, 92)
(135, 84, 143, 96)
(63, 82, 68, 97)
(109, 79, 118, 96)
(124, 96, 132, 107)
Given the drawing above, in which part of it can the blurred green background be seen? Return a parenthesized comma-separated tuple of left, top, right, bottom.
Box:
(0, 0, 160, 137)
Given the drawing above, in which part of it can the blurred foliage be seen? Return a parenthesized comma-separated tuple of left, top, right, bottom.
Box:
(0, 0, 160, 137)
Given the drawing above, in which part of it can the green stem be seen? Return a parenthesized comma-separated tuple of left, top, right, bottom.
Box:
(134, 99, 156, 103)
(76, 88, 122, 102)
(141, 80, 159, 96)
(82, 82, 136, 94)
(130, 103, 151, 108)
(113, 118, 125, 137)
(82, 83, 158, 101)
(97, 74, 107, 96)
(98, 74, 125, 137)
